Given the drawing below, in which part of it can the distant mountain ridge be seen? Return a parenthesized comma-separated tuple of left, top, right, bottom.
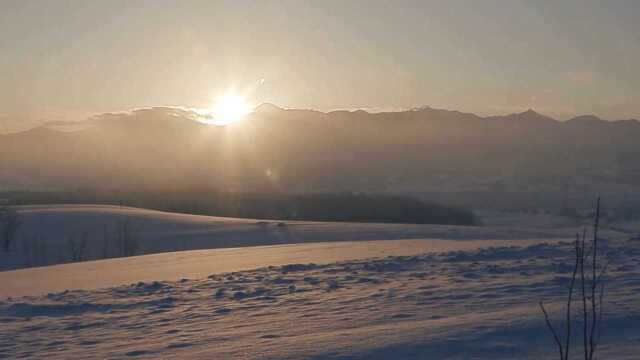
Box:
(1, 105, 640, 209)
(18, 105, 640, 136)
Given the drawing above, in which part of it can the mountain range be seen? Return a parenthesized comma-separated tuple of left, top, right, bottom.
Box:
(1, 105, 639, 210)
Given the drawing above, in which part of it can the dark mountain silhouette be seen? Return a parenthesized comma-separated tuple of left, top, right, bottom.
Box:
(1, 106, 639, 209)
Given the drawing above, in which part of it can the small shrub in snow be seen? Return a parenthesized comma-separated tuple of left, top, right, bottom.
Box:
(0, 206, 21, 253)
(66, 232, 88, 262)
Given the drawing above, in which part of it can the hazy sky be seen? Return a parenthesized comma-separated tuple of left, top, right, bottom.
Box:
(2, 0, 640, 127)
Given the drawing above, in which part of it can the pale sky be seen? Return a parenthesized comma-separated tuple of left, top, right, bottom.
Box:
(1, 0, 640, 126)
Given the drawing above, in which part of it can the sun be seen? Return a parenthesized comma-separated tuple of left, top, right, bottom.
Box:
(207, 94, 252, 125)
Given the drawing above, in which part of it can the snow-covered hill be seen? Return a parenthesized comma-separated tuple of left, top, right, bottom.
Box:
(1, 205, 638, 359)
(2, 204, 573, 271)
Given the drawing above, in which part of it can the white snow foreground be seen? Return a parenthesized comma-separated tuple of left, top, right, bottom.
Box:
(1, 239, 639, 359)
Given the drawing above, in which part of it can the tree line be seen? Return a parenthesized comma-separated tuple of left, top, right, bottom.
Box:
(1, 189, 479, 226)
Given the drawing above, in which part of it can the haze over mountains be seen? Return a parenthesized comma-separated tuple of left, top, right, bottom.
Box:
(2, 105, 639, 210)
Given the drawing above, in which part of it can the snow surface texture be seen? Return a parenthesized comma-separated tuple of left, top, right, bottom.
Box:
(1, 238, 639, 359)
(0, 239, 552, 298)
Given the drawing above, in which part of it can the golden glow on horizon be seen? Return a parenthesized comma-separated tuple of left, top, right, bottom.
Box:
(201, 94, 252, 125)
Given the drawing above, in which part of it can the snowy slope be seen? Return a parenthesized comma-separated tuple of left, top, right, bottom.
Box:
(1, 238, 638, 359)
(0, 239, 558, 298)
(2, 205, 574, 271)
(1, 205, 638, 359)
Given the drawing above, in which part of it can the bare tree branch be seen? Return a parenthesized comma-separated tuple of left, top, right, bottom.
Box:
(594, 281, 606, 351)
(589, 197, 600, 360)
(564, 235, 580, 360)
(580, 228, 589, 360)
(540, 301, 565, 360)
(540, 198, 606, 360)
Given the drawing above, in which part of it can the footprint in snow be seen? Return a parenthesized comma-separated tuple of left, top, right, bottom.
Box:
(125, 350, 151, 357)
(215, 307, 231, 314)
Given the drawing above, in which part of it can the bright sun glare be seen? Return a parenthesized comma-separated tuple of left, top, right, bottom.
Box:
(206, 94, 252, 125)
